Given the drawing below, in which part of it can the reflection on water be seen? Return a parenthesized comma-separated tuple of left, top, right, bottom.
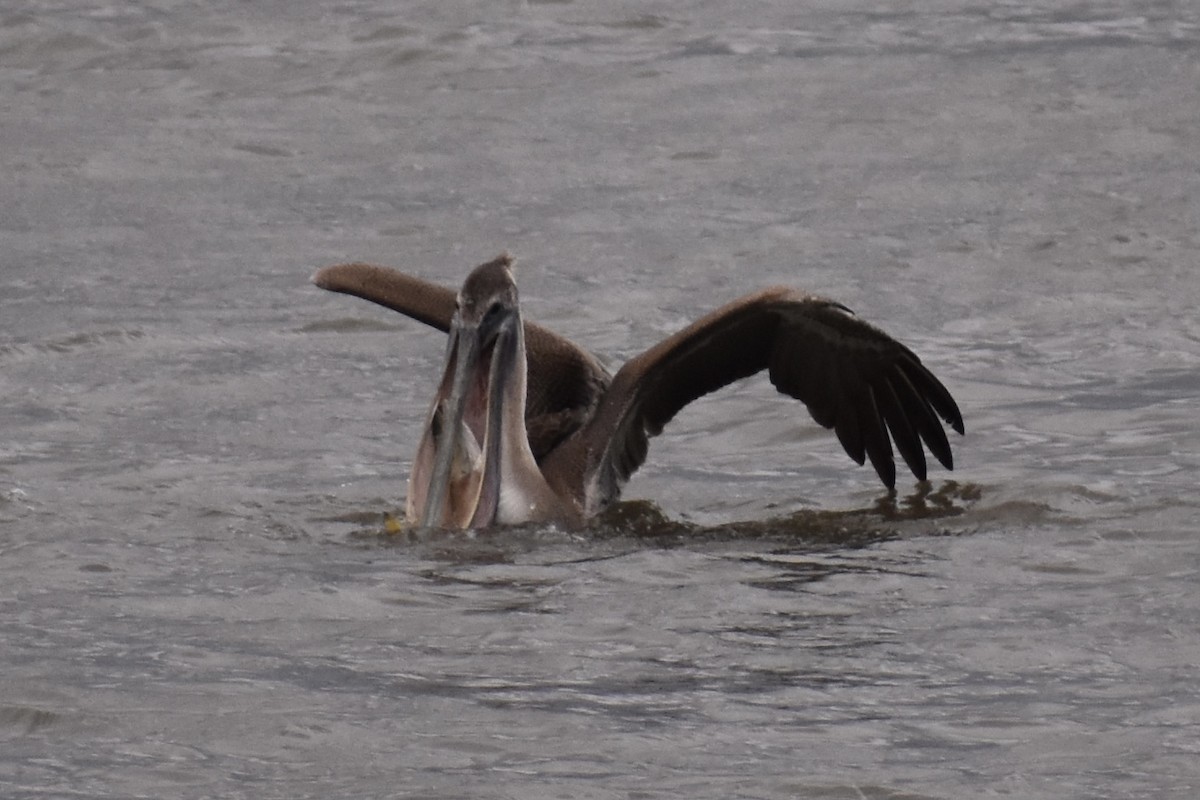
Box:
(341, 480, 984, 558)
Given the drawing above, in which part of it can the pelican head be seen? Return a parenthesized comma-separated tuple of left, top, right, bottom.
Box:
(408, 254, 531, 528)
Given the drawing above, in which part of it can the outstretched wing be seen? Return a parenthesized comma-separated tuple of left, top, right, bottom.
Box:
(313, 262, 458, 331)
(311, 262, 611, 461)
(553, 287, 964, 513)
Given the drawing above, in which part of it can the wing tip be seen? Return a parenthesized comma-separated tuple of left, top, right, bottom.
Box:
(879, 470, 897, 492)
(311, 262, 369, 291)
(311, 266, 333, 289)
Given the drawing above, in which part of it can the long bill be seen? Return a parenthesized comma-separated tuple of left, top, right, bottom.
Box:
(417, 324, 479, 528)
(415, 307, 525, 528)
(467, 316, 521, 528)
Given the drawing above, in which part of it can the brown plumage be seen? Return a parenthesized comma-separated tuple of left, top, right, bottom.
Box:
(313, 255, 964, 527)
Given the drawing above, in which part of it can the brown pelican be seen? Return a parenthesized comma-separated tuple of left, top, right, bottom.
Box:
(313, 254, 964, 528)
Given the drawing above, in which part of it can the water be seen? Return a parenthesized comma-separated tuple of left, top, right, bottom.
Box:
(3, 1, 1199, 797)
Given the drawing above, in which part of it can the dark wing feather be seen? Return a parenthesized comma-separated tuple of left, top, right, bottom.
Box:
(311, 262, 612, 462)
(761, 293, 964, 488)
(555, 287, 963, 512)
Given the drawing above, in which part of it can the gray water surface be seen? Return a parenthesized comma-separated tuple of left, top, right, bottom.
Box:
(3, 2, 1200, 798)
